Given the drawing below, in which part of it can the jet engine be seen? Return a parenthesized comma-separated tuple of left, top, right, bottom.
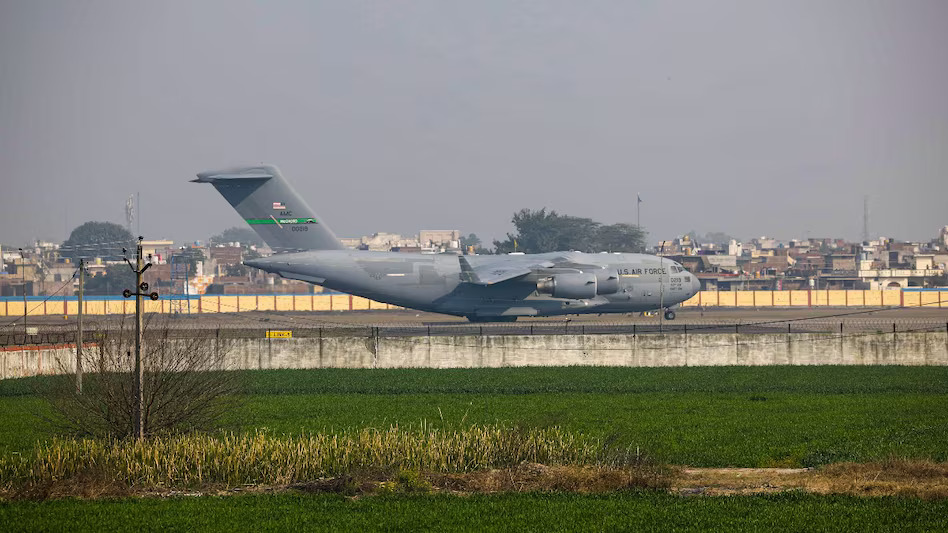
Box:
(536, 273, 598, 299)
(594, 269, 620, 295)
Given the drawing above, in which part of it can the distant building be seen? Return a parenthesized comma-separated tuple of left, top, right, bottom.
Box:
(419, 230, 460, 248)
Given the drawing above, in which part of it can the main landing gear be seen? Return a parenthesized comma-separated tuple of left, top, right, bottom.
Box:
(663, 310, 676, 321)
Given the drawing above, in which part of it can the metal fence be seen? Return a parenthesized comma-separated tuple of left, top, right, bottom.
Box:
(3, 318, 948, 347)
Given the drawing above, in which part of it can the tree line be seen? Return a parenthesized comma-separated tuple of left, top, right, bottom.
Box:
(487, 208, 646, 254)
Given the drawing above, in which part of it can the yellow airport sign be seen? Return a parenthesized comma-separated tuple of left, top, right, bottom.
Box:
(266, 330, 293, 339)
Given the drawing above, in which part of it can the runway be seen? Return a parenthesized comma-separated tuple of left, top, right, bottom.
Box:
(5, 307, 947, 346)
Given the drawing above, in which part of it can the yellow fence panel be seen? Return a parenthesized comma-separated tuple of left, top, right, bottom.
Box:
(65, 300, 79, 315)
(293, 295, 314, 311)
(920, 291, 940, 309)
(717, 292, 736, 307)
(772, 291, 790, 306)
(6, 302, 25, 318)
(103, 300, 125, 315)
(237, 295, 258, 312)
(45, 300, 65, 316)
(882, 291, 900, 306)
(790, 291, 809, 306)
(313, 295, 332, 311)
(864, 291, 883, 307)
(812, 291, 827, 306)
(749, 291, 769, 307)
(902, 292, 921, 307)
(735, 291, 755, 307)
(351, 297, 371, 310)
(215, 296, 236, 313)
(846, 291, 864, 306)
(87, 301, 106, 315)
(331, 295, 350, 310)
(255, 295, 274, 311)
(273, 295, 292, 311)
(680, 294, 700, 307)
(827, 290, 847, 306)
(696, 291, 716, 306)
(940, 291, 948, 308)
(198, 296, 217, 313)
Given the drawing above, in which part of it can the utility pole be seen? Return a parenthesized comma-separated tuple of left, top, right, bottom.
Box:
(659, 241, 666, 334)
(76, 259, 84, 394)
(122, 237, 158, 440)
(18, 248, 26, 340)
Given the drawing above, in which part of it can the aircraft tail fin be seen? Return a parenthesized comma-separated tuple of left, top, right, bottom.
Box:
(193, 165, 344, 252)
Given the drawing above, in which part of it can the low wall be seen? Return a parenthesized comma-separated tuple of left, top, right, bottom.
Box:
(4, 332, 946, 379)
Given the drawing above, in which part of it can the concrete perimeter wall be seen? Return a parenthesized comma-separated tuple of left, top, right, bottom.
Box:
(4, 332, 946, 379)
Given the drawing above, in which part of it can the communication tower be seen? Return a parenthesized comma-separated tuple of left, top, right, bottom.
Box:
(862, 195, 869, 243)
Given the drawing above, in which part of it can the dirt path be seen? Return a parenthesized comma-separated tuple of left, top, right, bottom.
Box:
(675, 462, 948, 499)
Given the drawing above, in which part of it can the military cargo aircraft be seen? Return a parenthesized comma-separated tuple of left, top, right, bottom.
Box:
(194, 165, 700, 322)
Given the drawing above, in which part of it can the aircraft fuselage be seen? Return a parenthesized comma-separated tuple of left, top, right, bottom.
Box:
(247, 250, 700, 319)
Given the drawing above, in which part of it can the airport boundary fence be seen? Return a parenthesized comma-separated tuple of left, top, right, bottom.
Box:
(1, 289, 947, 319)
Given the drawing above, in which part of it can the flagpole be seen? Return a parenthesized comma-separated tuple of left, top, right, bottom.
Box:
(636, 193, 641, 229)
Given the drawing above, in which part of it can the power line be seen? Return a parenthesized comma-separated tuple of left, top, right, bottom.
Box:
(0, 267, 80, 330)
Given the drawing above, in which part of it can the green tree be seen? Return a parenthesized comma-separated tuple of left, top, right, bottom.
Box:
(493, 208, 645, 253)
(460, 233, 482, 248)
(61, 221, 134, 263)
(170, 248, 205, 275)
(597, 223, 647, 253)
(209, 226, 263, 247)
(84, 264, 137, 296)
(703, 231, 736, 246)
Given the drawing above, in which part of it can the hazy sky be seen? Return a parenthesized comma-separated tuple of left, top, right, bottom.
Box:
(1, 1, 946, 248)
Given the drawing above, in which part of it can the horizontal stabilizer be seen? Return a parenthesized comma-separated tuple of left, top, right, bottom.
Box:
(191, 172, 273, 183)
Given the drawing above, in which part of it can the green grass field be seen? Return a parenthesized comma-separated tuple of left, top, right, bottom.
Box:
(2, 492, 946, 532)
(2, 366, 947, 467)
(1, 366, 946, 530)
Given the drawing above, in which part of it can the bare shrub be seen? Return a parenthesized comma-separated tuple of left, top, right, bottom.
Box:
(43, 317, 241, 439)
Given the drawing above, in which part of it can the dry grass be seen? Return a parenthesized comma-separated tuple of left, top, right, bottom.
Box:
(0, 425, 641, 499)
(672, 460, 948, 500)
(432, 462, 674, 493)
(806, 459, 948, 500)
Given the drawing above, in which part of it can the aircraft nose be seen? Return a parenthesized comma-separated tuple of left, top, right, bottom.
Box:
(690, 272, 700, 295)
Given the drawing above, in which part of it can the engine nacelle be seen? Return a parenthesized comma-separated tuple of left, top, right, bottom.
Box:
(594, 269, 620, 295)
(537, 272, 598, 299)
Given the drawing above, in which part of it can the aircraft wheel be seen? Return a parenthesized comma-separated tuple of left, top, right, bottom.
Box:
(664, 310, 676, 321)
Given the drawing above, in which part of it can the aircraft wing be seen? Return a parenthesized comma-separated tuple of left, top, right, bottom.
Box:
(459, 256, 554, 285)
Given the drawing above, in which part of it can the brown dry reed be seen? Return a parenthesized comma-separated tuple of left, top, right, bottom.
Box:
(0, 425, 649, 494)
